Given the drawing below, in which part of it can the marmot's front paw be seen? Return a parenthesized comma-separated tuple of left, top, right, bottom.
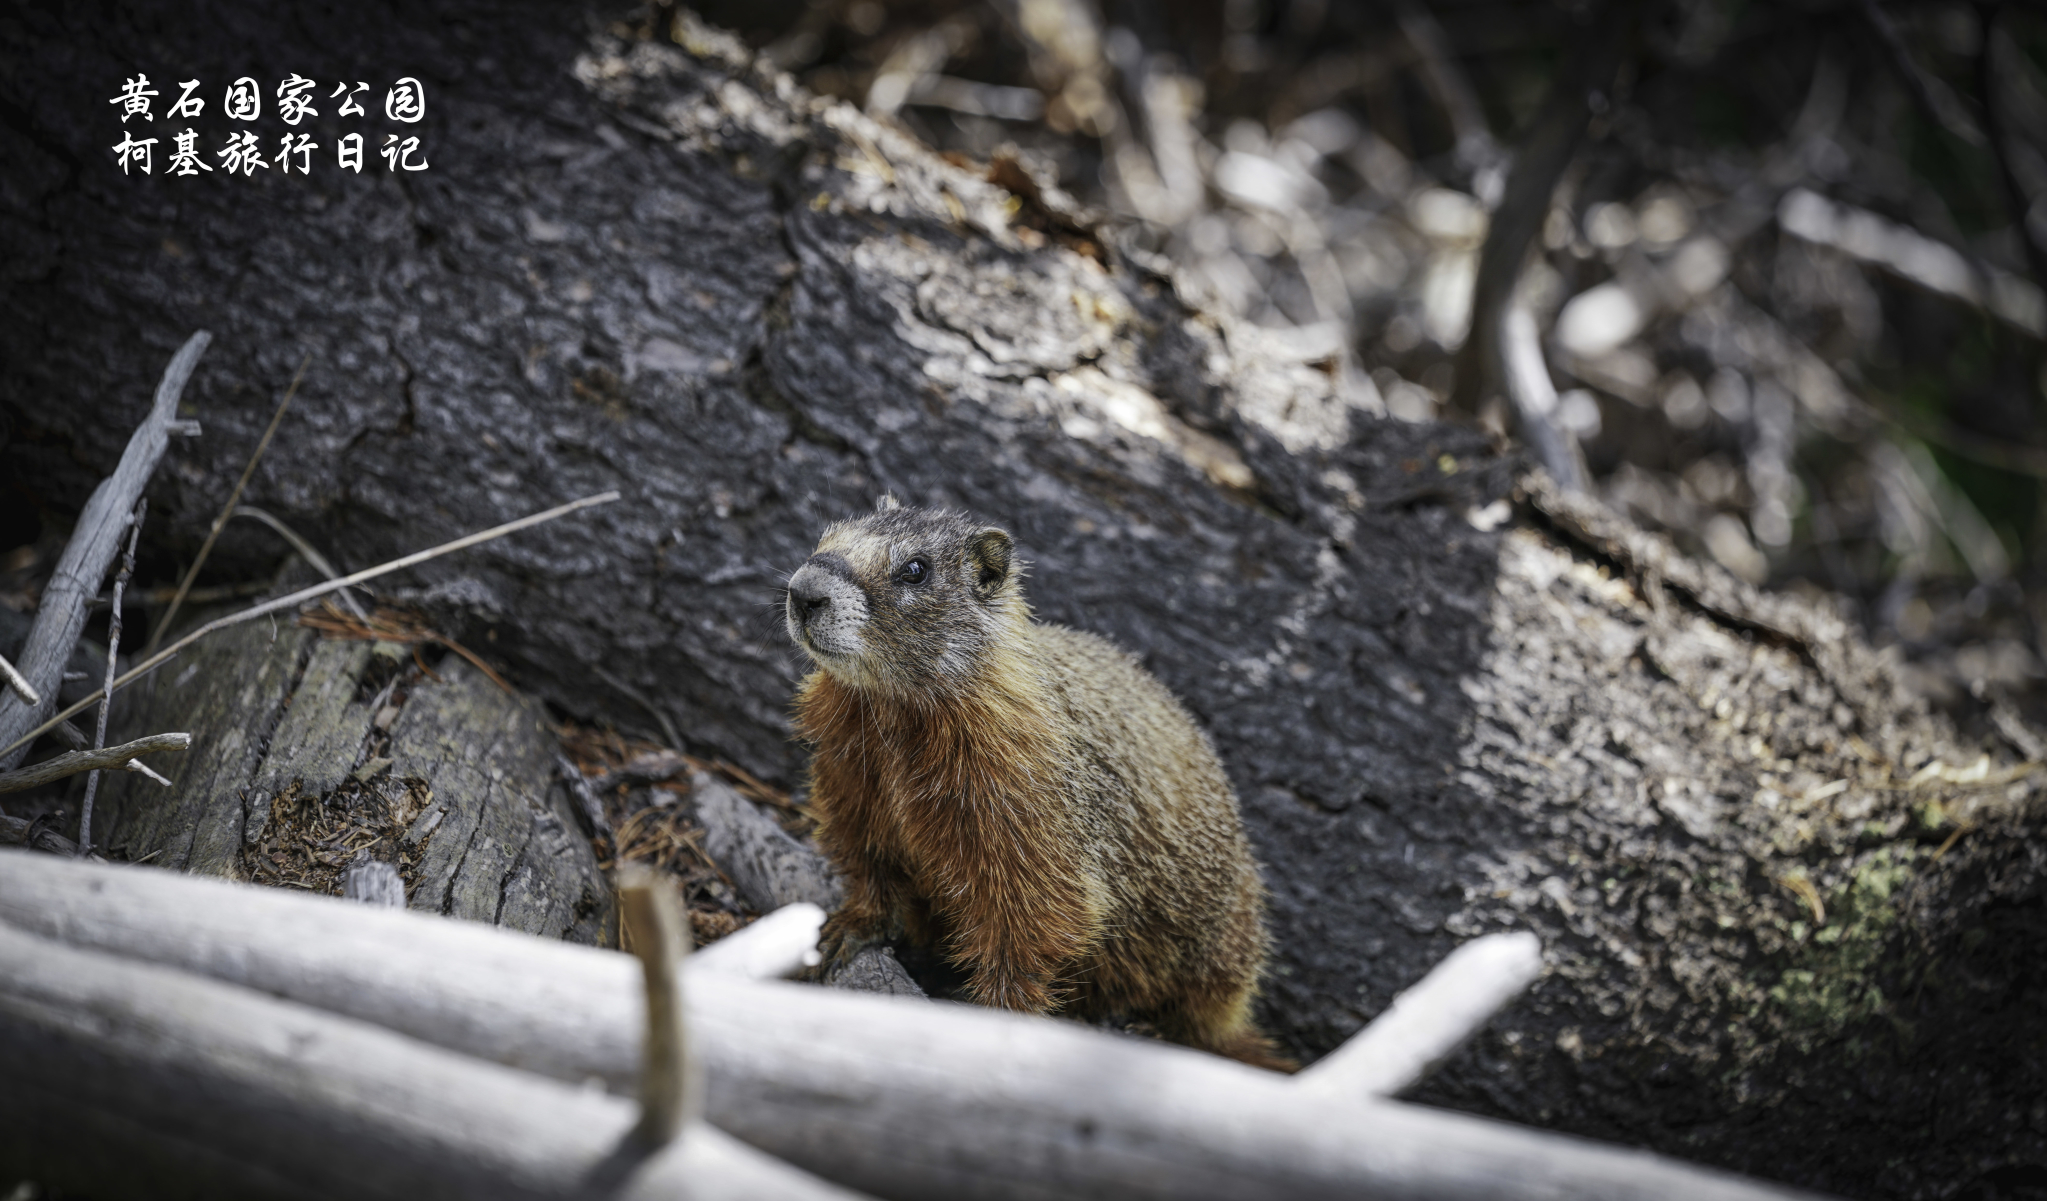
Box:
(804, 910, 883, 982)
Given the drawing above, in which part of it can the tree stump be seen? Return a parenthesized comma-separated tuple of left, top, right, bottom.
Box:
(99, 611, 613, 945)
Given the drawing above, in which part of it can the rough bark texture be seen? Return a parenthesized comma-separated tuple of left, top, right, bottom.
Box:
(95, 610, 614, 944)
(1, 5, 2042, 1199)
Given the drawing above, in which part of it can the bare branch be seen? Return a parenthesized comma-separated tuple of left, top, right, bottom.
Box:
(1395, 1, 1500, 179)
(0, 733, 192, 795)
(1778, 188, 2043, 337)
(0, 490, 622, 761)
(1297, 931, 1544, 1098)
(689, 902, 826, 980)
(1448, 8, 1626, 490)
(145, 351, 310, 656)
(0, 331, 210, 771)
(619, 864, 699, 1147)
(0, 651, 38, 706)
(79, 499, 145, 855)
(1859, 0, 1987, 147)
(1975, 8, 2047, 289)
(0, 814, 79, 855)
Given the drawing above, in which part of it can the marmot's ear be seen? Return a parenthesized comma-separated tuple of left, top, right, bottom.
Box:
(970, 527, 1013, 595)
(875, 493, 903, 513)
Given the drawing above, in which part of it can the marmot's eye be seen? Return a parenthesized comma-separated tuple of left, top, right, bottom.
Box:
(896, 558, 928, 585)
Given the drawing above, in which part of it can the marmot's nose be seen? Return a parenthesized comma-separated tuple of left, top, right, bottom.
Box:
(789, 576, 831, 624)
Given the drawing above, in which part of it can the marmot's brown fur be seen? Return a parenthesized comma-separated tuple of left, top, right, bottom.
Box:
(784, 497, 1289, 1069)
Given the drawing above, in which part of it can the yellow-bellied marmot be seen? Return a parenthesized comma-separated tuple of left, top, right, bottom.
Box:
(785, 496, 1289, 1069)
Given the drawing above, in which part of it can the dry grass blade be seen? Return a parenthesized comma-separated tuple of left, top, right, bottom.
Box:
(0, 490, 622, 760)
(145, 352, 311, 657)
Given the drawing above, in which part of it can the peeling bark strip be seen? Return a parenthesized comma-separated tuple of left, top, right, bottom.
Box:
(98, 615, 613, 946)
(1, 3, 2042, 1196)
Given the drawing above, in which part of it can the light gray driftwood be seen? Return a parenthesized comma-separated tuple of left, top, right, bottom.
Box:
(1296, 930, 1544, 1099)
(0, 850, 1831, 1201)
(0, 920, 866, 1201)
(0, 331, 208, 771)
(691, 771, 842, 911)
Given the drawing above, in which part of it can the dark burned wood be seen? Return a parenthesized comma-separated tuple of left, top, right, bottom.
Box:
(97, 617, 613, 945)
(2, 4, 2042, 1196)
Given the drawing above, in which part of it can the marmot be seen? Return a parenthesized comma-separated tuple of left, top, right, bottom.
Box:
(785, 496, 1289, 1069)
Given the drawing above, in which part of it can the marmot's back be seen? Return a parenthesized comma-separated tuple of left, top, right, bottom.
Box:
(786, 499, 1288, 1069)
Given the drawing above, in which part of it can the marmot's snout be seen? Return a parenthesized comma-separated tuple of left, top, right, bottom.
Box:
(785, 553, 870, 660)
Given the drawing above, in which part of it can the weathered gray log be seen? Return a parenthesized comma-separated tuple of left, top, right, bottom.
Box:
(5, 5, 2042, 1195)
(96, 614, 613, 945)
(0, 850, 1827, 1201)
(0, 919, 866, 1201)
(692, 771, 841, 912)
(0, 333, 207, 771)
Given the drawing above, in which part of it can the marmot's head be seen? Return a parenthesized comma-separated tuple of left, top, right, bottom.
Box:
(785, 496, 1026, 694)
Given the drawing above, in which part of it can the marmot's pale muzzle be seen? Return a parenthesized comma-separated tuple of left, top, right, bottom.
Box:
(786, 555, 869, 659)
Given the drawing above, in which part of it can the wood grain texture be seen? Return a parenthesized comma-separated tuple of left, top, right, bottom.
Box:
(98, 617, 612, 945)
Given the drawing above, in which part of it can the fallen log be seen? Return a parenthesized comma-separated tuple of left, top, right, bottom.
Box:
(0, 849, 1827, 1201)
(0, 918, 865, 1201)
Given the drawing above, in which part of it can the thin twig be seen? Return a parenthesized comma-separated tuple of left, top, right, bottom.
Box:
(596, 665, 685, 749)
(145, 351, 310, 656)
(0, 651, 38, 707)
(1860, 0, 1986, 147)
(1974, 6, 2047, 290)
(79, 500, 145, 855)
(1394, 0, 1500, 176)
(0, 491, 622, 761)
(0, 733, 191, 796)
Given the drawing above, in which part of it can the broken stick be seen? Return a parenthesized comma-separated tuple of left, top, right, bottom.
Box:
(0, 733, 191, 796)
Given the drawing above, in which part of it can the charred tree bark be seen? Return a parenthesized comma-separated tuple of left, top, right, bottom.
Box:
(0, 5, 2041, 1199)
